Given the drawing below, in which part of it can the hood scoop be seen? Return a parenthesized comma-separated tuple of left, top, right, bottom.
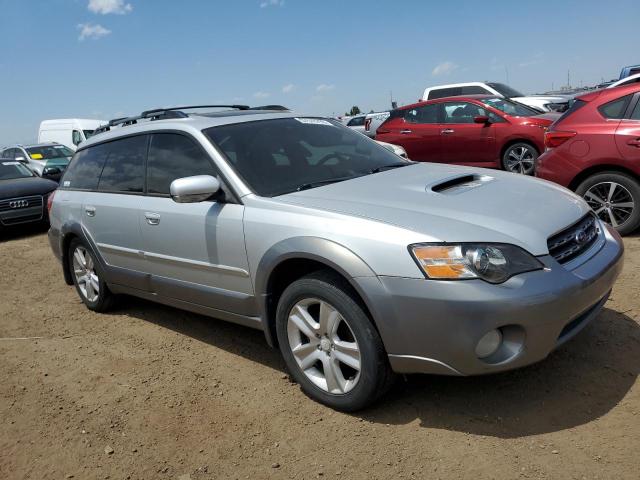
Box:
(429, 173, 494, 195)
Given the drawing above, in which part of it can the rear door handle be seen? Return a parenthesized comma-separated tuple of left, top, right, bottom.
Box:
(628, 138, 640, 147)
(144, 212, 161, 225)
(400, 129, 412, 134)
(441, 129, 455, 134)
(85, 206, 96, 217)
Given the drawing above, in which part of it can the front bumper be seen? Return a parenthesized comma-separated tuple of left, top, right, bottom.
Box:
(356, 224, 624, 376)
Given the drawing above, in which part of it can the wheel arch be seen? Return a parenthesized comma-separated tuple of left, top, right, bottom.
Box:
(255, 237, 381, 348)
(568, 164, 640, 191)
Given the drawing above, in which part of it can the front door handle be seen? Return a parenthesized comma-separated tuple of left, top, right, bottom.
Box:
(85, 206, 96, 217)
(441, 129, 455, 134)
(144, 212, 161, 226)
(628, 138, 640, 147)
(400, 129, 412, 134)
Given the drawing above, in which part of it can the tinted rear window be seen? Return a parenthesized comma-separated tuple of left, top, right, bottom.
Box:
(554, 99, 588, 125)
(61, 144, 109, 190)
(428, 87, 462, 100)
(97, 135, 147, 193)
(598, 94, 632, 119)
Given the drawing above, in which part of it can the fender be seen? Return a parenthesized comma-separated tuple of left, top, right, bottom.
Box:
(255, 236, 386, 347)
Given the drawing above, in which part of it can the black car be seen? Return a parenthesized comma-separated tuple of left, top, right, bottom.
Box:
(0, 159, 57, 231)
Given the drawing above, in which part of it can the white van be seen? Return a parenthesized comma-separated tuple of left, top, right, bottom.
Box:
(38, 119, 106, 150)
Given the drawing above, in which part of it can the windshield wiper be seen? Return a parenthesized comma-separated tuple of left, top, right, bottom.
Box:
(296, 175, 360, 191)
(368, 163, 413, 174)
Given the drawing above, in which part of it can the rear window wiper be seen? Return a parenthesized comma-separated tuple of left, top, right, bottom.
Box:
(368, 163, 413, 174)
(296, 175, 360, 191)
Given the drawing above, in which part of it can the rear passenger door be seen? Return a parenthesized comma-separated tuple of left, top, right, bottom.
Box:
(386, 103, 442, 162)
(79, 136, 149, 288)
(137, 133, 253, 314)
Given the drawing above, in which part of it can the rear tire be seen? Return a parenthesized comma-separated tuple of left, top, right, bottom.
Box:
(68, 238, 115, 312)
(502, 142, 538, 175)
(576, 172, 640, 236)
(275, 271, 393, 411)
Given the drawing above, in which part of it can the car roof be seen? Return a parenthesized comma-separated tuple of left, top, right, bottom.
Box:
(398, 94, 500, 110)
(577, 82, 640, 102)
(80, 109, 301, 150)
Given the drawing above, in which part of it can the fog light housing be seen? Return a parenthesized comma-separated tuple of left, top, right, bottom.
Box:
(475, 329, 503, 359)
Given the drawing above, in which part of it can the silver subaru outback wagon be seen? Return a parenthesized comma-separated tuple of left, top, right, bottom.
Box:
(48, 105, 624, 411)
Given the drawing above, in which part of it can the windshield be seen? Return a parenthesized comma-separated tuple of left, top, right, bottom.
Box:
(83, 130, 96, 139)
(480, 98, 539, 117)
(0, 161, 34, 180)
(204, 117, 409, 197)
(26, 145, 74, 160)
(486, 82, 525, 98)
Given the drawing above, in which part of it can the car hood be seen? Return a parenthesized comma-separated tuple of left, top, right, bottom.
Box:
(277, 163, 590, 256)
(0, 176, 57, 199)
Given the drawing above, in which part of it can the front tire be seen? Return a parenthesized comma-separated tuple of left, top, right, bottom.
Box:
(576, 172, 640, 236)
(275, 271, 393, 411)
(502, 142, 538, 175)
(68, 238, 114, 312)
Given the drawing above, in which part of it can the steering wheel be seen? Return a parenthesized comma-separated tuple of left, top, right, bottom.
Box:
(317, 153, 347, 166)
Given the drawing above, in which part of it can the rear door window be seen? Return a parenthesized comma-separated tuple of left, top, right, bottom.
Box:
(404, 104, 440, 124)
(442, 102, 488, 124)
(147, 133, 218, 195)
(599, 95, 632, 119)
(428, 87, 462, 100)
(61, 144, 109, 190)
(97, 135, 148, 193)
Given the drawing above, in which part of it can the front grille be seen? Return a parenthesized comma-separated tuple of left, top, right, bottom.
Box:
(0, 195, 44, 225)
(0, 195, 43, 212)
(547, 213, 599, 264)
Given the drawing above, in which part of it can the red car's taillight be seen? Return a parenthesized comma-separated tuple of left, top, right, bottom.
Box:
(544, 130, 576, 148)
(47, 190, 56, 213)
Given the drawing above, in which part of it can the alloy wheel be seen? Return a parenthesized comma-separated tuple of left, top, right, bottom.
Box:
(505, 146, 536, 174)
(286, 298, 361, 395)
(583, 181, 635, 228)
(72, 246, 100, 302)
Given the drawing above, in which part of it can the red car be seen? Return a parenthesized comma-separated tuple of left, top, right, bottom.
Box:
(376, 95, 555, 175)
(536, 83, 640, 235)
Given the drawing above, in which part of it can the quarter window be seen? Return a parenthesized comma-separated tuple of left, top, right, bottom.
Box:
(404, 104, 439, 124)
(598, 95, 632, 119)
(61, 144, 109, 190)
(147, 133, 218, 195)
(97, 135, 147, 193)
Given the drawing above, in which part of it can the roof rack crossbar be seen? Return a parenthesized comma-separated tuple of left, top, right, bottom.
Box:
(141, 104, 250, 118)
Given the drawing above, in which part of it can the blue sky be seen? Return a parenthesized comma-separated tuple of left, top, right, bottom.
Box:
(1, 0, 638, 144)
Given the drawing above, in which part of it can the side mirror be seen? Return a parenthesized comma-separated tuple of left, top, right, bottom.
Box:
(43, 167, 62, 176)
(15, 156, 27, 162)
(170, 175, 220, 203)
(474, 115, 490, 124)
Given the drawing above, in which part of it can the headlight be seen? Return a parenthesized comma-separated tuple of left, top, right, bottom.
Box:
(409, 243, 544, 283)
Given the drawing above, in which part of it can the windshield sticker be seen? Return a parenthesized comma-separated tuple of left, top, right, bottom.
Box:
(2, 161, 21, 166)
(30, 153, 43, 159)
(295, 118, 335, 126)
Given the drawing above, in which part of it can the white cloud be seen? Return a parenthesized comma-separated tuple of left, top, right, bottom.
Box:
(77, 23, 111, 41)
(253, 91, 271, 99)
(282, 83, 295, 93)
(88, 0, 132, 15)
(316, 84, 335, 92)
(260, 0, 284, 7)
(432, 61, 458, 76)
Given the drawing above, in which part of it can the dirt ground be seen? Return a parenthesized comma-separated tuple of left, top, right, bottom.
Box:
(1, 227, 639, 480)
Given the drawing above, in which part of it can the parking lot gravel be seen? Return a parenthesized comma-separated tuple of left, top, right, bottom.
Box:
(1, 228, 639, 479)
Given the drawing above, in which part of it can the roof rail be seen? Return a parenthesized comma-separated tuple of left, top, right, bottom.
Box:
(249, 105, 290, 111)
(93, 105, 252, 135)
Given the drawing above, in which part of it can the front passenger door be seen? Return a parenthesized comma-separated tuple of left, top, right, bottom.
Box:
(439, 101, 496, 165)
(137, 133, 253, 315)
